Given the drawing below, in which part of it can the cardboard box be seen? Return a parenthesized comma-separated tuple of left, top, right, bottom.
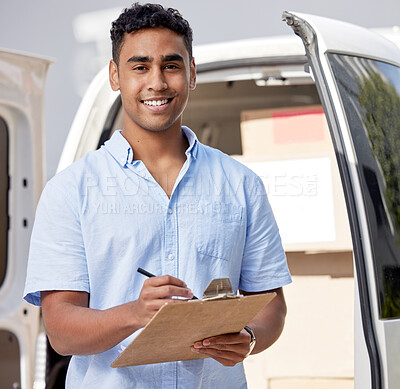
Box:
(235, 106, 352, 252)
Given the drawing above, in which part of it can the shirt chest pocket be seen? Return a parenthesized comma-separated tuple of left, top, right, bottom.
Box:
(196, 201, 244, 261)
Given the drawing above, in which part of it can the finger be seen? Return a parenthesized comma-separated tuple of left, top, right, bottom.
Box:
(155, 285, 194, 300)
(145, 275, 187, 288)
(141, 284, 193, 300)
(191, 347, 244, 366)
(191, 348, 239, 367)
(195, 331, 250, 347)
(192, 342, 249, 355)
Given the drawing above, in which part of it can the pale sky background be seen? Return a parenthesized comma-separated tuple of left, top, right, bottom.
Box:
(1, 0, 400, 177)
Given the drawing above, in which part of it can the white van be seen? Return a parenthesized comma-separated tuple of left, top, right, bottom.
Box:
(1, 12, 400, 389)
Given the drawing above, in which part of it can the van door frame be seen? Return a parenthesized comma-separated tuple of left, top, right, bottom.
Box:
(282, 11, 395, 389)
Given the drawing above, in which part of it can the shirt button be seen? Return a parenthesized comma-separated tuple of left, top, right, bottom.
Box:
(168, 208, 173, 214)
(168, 254, 174, 260)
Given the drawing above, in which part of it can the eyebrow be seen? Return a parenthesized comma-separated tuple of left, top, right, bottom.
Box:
(163, 54, 184, 62)
(127, 56, 151, 63)
(126, 54, 184, 64)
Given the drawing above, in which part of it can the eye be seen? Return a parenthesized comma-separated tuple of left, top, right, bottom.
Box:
(164, 64, 180, 70)
(132, 65, 148, 72)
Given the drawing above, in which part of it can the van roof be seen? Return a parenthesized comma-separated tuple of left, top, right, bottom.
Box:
(193, 26, 400, 70)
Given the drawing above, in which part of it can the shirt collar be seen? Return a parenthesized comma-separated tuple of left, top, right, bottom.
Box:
(104, 127, 199, 167)
(182, 126, 199, 160)
(103, 130, 133, 167)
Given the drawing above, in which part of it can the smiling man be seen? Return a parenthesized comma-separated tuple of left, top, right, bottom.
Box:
(24, 3, 291, 388)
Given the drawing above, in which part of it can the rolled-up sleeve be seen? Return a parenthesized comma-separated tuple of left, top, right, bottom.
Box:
(24, 179, 89, 306)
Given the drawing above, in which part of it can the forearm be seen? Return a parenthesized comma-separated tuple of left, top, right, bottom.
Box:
(42, 292, 141, 356)
(41, 276, 193, 356)
(245, 287, 287, 354)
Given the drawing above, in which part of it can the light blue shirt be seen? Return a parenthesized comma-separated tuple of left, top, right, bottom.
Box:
(24, 127, 291, 389)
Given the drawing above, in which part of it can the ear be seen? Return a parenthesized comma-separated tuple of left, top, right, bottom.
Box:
(189, 58, 196, 90)
(109, 60, 120, 91)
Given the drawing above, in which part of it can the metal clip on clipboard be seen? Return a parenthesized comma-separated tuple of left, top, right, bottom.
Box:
(201, 278, 241, 300)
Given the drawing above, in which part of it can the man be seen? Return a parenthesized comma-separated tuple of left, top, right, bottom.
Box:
(24, 3, 291, 388)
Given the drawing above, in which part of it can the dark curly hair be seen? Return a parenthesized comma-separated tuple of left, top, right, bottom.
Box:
(110, 3, 193, 66)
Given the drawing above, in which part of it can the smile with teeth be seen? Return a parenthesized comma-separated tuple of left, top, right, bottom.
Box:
(142, 98, 171, 106)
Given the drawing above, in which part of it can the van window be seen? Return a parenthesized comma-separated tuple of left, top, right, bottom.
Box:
(0, 117, 8, 288)
(328, 53, 400, 319)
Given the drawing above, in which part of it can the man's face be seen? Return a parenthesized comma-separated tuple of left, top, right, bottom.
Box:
(109, 27, 196, 134)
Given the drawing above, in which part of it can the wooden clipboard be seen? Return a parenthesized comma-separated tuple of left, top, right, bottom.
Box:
(111, 278, 276, 367)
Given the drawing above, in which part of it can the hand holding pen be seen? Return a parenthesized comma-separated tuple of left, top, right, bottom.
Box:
(132, 268, 196, 329)
(137, 267, 198, 300)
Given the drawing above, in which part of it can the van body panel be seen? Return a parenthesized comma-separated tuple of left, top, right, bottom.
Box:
(0, 49, 51, 389)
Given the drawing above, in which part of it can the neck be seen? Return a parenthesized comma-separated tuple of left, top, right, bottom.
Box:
(121, 124, 188, 166)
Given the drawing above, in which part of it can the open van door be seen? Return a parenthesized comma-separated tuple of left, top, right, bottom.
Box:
(0, 50, 51, 388)
(283, 12, 400, 389)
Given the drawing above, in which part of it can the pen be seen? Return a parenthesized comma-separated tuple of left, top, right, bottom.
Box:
(137, 267, 198, 299)
(137, 267, 156, 278)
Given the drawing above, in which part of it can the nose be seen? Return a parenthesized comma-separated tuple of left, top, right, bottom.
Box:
(147, 68, 167, 91)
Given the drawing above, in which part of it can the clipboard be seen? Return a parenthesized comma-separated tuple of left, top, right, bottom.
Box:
(111, 278, 276, 367)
